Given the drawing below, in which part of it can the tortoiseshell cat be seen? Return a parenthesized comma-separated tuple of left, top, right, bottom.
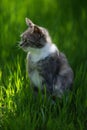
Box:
(19, 18, 74, 98)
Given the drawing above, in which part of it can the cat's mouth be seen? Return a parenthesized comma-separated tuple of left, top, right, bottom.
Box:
(20, 41, 24, 47)
(19, 42, 26, 48)
(19, 39, 28, 47)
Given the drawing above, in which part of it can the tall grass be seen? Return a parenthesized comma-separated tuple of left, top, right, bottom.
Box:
(0, 0, 87, 130)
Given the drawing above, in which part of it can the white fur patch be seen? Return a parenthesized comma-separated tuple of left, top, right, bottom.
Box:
(29, 70, 43, 88)
(28, 43, 59, 62)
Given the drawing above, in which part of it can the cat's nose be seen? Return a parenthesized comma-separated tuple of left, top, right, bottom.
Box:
(20, 33, 23, 37)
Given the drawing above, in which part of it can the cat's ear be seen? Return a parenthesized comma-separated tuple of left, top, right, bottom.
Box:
(25, 18, 34, 27)
(34, 25, 42, 34)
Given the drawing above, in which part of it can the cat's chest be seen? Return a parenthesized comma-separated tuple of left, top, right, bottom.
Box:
(27, 54, 43, 87)
(26, 44, 59, 87)
(27, 54, 40, 73)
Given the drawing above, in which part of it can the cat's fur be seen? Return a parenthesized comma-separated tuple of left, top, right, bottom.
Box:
(19, 18, 74, 98)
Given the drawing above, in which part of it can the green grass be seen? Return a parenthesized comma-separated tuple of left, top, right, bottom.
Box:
(0, 0, 87, 130)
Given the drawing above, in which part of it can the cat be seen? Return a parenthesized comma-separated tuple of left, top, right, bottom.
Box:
(19, 18, 74, 98)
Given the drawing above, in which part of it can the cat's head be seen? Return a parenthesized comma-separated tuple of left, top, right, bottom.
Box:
(19, 18, 52, 52)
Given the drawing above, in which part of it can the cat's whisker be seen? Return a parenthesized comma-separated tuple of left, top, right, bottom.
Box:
(16, 41, 21, 49)
(17, 41, 21, 44)
(16, 44, 20, 49)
